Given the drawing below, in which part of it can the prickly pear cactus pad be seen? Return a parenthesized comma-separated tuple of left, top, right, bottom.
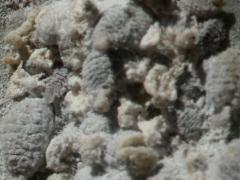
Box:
(1, 0, 240, 180)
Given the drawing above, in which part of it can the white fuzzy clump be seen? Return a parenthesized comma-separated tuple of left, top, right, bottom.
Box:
(144, 64, 179, 107)
(140, 23, 161, 51)
(116, 133, 158, 177)
(68, 76, 82, 94)
(140, 22, 198, 58)
(46, 123, 81, 172)
(4, 7, 40, 61)
(73, 166, 94, 180)
(144, 64, 168, 96)
(115, 132, 159, 177)
(6, 65, 44, 99)
(149, 130, 227, 180)
(117, 146, 158, 174)
(79, 133, 109, 166)
(25, 48, 54, 74)
(35, 0, 100, 70)
(124, 58, 151, 83)
(117, 98, 144, 129)
(138, 115, 167, 147)
(46, 122, 110, 172)
(93, 88, 112, 113)
(209, 139, 240, 180)
(117, 132, 145, 149)
(104, 130, 143, 168)
(63, 91, 93, 122)
(148, 146, 190, 180)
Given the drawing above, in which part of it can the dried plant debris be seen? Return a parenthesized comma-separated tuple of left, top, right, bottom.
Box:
(6, 64, 44, 99)
(140, 22, 199, 58)
(1, 0, 240, 179)
(63, 90, 93, 122)
(25, 48, 55, 75)
(124, 57, 151, 83)
(4, 7, 40, 61)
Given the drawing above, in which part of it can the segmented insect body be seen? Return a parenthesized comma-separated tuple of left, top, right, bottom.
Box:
(82, 51, 113, 93)
(43, 68, 69, 104)
(206, 48, 240, 113)
(92, 2, 153, 52)
(177, 104, 207, 140)
(0, 98, 54, 179)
